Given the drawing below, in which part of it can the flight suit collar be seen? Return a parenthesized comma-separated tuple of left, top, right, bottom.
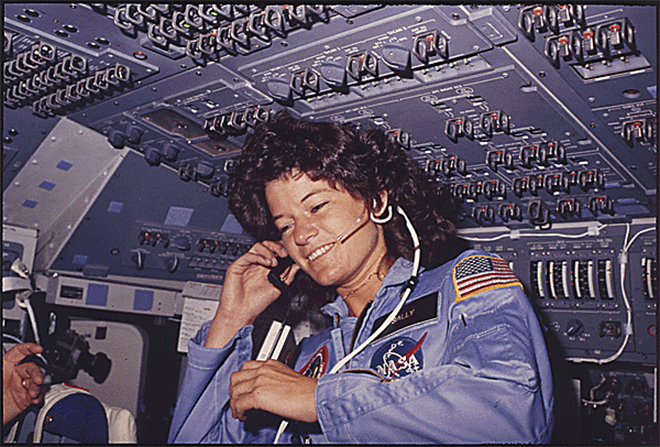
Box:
(321, 257, 417, 325)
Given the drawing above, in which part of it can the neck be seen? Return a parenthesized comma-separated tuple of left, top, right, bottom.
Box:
(339, 254, 395, 317)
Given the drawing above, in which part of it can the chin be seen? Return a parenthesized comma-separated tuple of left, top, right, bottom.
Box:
(305, 263, 343, 288)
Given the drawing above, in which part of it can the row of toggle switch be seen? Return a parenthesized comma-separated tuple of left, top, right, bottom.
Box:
(185, 5, 330, 59)
(107, 4, 329, 60)
(518, 4, 586, 40)
(30, 62, 131, 117)
(544, 18, 637, 68)
(511, 169, 605, 198)
(195, 238, 250, 257)
(450, 168, 605, 203)
(4, 41, 94, 112)
(470, 194, 614, 226)
(204, 105, 272, 137)
(444, 110, 510, 142)
(471, 199, 549, 226)
(135, 228, 252, 273)
(266, 28, 452, 102)
(4, 41, 57, 86)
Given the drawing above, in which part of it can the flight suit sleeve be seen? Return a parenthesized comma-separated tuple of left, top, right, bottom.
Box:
(314, 283, 553, 444)
(167, 322, 255, 444)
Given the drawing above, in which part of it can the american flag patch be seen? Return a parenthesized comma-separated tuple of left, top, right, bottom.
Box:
(453, 255, 522, 302)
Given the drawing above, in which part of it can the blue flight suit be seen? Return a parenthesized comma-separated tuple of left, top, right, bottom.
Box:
(168, 250, 554, 444)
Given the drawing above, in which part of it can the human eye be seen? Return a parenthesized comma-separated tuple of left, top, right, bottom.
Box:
(310, 201, 328, 213)
(277, 222, 293, 235)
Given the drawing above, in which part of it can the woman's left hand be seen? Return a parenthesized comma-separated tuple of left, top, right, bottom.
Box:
(3, 343, 45, 425)
(229, 359, 318, 423)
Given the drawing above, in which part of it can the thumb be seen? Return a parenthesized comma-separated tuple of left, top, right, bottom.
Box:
(3, 343, 43, 364)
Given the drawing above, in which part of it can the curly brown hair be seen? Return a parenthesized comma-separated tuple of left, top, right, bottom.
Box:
(228, 111, 462, 298)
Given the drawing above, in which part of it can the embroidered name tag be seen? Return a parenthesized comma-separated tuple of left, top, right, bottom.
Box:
(371, 292, 438, 341)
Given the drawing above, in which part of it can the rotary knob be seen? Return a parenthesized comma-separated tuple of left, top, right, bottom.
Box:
(565, 319, 584, 337)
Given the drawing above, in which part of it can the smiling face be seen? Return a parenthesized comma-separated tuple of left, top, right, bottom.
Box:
(265, 170, 389, 293)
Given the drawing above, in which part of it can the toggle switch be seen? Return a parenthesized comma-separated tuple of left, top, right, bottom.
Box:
(512, 177, 529, 198)
(210, 179, 229, 197)
(556, 198, 580, 218)
(165, 256, 179, 273)
(385, 129, 410, 150)
(483, 179, 506, 200)
(444, 118, 462, 142)
(132, 251, 145, 270)
(126, 125, 144, 145)
(263, 5, 285, 34)
(290, 68, 320, 96)
(498, 203, 522, 222)
(412, 29, 448, 64)
(444, 117, 473, 142)
(285, 4, 307, 24)
(528, 199, 550, 226)
(578, 169, 604, 191)
(472, 205, 494, 224)
(622, 118, 655, 145)
(178, 164, 197, 182)
(346, 50, 378, 79)
(247, 11, 268, 37)
(589, 195, 614, 216)
(486, 150, 504, 172)
(480, 110, 510, 137)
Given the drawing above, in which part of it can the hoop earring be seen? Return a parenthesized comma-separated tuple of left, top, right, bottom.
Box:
(370, 205, 393, 224)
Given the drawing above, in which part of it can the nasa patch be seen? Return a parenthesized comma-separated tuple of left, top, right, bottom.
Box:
(299, 346, 328, 379)
(370, 333, 427, 380)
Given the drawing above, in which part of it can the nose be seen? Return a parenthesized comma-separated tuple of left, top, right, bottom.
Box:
(293, 217, 318, 246)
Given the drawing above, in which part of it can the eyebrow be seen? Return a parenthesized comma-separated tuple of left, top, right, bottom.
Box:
(271, 187, 331, 222)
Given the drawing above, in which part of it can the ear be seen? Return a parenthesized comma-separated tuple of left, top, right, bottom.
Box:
(373, 190, 389, 216)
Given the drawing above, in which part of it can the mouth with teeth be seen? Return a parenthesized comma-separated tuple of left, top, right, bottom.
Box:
(307, 243, 335, 262)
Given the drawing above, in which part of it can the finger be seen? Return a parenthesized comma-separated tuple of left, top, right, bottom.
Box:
(232, 394, 256, 422)
(283, 263, 301, 285)
(247, 242, 281, 261)
(261, 240, 289, 259)
(26, 380, 41, 400)
(25, 343, 44, 355)
(23, 362, 44, 385)
(3, 343, 40, 364)
(240, 360, 266, 371)
(234, 251, 277, 269)
(228, 375, 254, 421)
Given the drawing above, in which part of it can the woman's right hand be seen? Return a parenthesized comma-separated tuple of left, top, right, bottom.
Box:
(204, 240, 299, 348)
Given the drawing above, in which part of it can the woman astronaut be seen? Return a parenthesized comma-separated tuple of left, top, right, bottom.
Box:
(168, 111, 554, 444)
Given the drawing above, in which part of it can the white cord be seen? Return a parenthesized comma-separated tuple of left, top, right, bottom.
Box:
(624, 226, 655, 252)
(2, 333, 49, 365)
(328, 206, 420, 375)
(15, 292, 42, 346)
(274, 206, 422, 443)
(460, 224, 608, 242)
(566, 225, 656, 364)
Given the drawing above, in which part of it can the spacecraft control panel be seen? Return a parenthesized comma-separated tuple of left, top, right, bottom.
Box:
(2, 3, 657, 444)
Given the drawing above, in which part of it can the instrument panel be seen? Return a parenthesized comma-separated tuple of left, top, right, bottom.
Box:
(2, 4, 657, 444)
